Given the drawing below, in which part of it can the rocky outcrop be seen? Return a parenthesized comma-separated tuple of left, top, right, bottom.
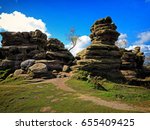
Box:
(0, 30, 47, 47)
(0, 17, 149, 86)
(120, 47, 145, 80)
(71, 16, 150, 86)
(119, 47, 150, 87)
(0, 30, 74, 79)
(72, 17, 123, 81)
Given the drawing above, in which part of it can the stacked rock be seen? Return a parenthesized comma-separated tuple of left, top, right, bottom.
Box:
(35, 38, 74, 72)
(72, 17, 123, 80)
(0, 30, 47, 70)
(0, 30, 74, 79)
(46, 38, 74, 64)
(0, 29, 47, 47)
(120, 47, 145, 80)
(132, 47, 145, 68)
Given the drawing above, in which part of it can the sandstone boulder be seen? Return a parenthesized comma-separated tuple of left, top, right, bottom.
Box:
(28, 63, 50, 78)
(28, 63, 48, 74)
(35, 60, 63, 71)
(13, 69, 28, 78)
(21, 59, 35, 71)
(14, 69, 25, 76)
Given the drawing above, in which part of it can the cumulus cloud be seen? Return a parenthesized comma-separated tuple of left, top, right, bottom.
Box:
(127, 44, 150, 52)
(133, 31, 150, 45)
(0, 11, 50, 37)
(115, 33, 128, 48)
(126, 31, 150, 56)
(66, 35, 91, 56)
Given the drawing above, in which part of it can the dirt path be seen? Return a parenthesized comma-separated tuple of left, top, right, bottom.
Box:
(29, 77, 150, 112)
(43, 78, 76, 92)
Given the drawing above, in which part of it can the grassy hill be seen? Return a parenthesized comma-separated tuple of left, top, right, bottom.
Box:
(0, 77, 150, 113)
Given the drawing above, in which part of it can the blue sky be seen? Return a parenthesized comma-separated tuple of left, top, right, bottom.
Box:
(0, 0, 150, 55)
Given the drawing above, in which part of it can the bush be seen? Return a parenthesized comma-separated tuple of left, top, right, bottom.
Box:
(0, 69, 12, 80)
(72, 70, 90, 81)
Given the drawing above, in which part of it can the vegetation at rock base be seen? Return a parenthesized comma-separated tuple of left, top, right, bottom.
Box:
(66, 79, 150, 108)
(0, 69, 12, 81)
(71, 70, 91, 81)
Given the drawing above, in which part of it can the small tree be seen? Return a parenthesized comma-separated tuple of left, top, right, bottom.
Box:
(67, 28, 79, 51)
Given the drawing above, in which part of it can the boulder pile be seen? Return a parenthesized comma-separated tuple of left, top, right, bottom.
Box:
(0, 30, 74, 79)
(72, 17, 123, 81)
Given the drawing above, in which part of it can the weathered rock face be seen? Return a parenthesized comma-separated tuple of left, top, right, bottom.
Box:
(120, 47, 145, 80)
(0, 30, 47, 46)
(72, 17, 123, 81)
(0, 30, 46, 68)
(0, 30, 74, 79)
(46, 38, 73, 64)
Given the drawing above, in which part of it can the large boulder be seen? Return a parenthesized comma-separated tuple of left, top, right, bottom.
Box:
(35, 60, 63, 71)
(28, 63, 49, 78)
(21, 59, 35, 71)
(13, 69, 30, 78)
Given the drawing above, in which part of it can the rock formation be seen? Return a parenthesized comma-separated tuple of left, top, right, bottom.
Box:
(71, 16, 150, 86)
(120, 47, 145, 80)
(0, 30, 74, 79)
(72, 17, 123, 81)
(119, 47, 150, 87)
(0, 17, 149, 87)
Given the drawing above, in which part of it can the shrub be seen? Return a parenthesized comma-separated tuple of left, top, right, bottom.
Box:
(0, 69, 12, 80)
(72, 70, 90, 81)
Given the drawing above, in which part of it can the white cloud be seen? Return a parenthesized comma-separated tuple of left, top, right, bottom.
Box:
(133, 31, 150, 44)
(0, 11, 51, 37)
(115, 33, 128, 48)
(66, 35, 91, 56)
(126, 31, 150, 55)
(127, 44, 150, 52)
(118, 33, 127, 39)
(127, 32, 150, 53)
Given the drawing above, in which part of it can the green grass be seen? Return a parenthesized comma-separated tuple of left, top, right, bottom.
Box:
(66, 79, 150, 108)
(0, 69, 11, 80)
(0, 77, 28, 85)
(0, 78, 129, 113)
